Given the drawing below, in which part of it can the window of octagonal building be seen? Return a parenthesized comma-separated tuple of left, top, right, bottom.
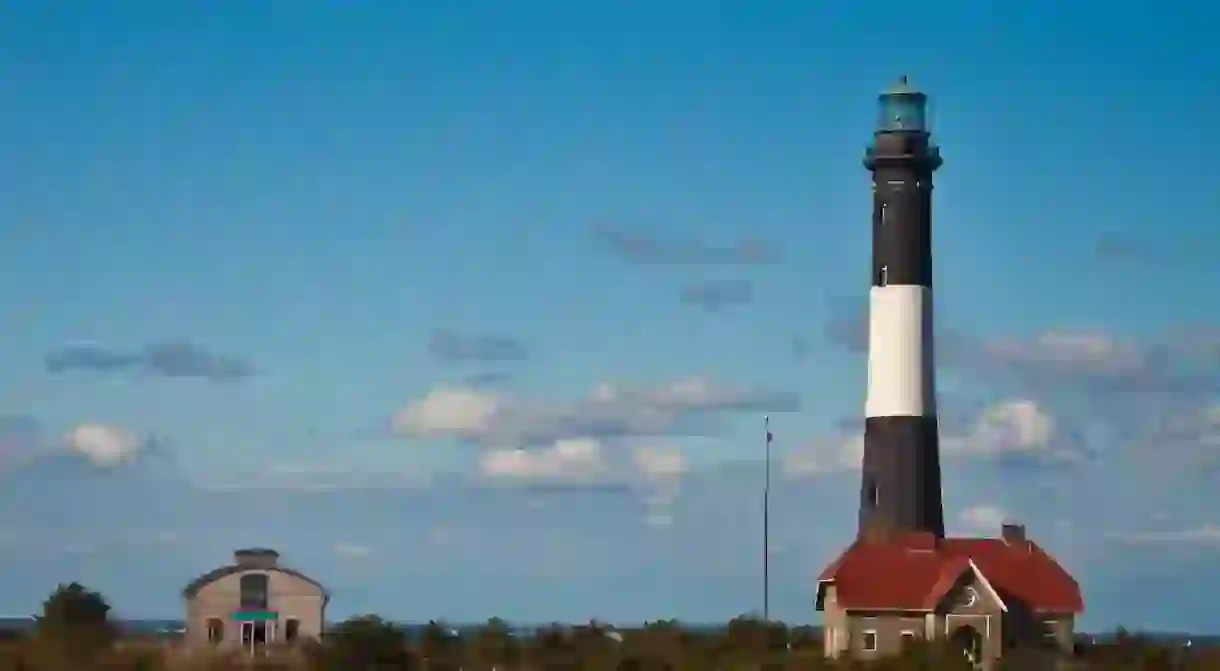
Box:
(240, 573, 269, 610)
(207, 618, 224, 644)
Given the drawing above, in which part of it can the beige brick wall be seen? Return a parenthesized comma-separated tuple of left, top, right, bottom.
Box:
(185, 569, 326, 651)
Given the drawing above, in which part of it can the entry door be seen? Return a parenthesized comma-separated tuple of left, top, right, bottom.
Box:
(240, 621, 254, 653)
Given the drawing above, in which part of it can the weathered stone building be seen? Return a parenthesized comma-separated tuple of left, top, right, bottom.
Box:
(182, 548, 328, 653)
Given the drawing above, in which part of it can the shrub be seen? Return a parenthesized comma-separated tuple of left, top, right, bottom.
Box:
(10, 580, 1220, 671)
(306, 615, 416, 671)
(27, 582, 117, 670)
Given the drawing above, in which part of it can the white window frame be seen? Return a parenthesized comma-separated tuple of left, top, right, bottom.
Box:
(240, 621, 255, 653)
(861, 630, 878, 652)
(901, 630, 916, 641)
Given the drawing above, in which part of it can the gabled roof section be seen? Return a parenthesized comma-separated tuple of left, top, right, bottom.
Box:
(815, 532, 1083, 614)
(922, 558, 1009, 612)
(182, 565, 330, 604)
(965, 558, 1009, 612)
(921, 555, 972, 609)
(813, 544, 856, 610)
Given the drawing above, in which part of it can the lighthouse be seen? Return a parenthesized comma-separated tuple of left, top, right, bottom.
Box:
(815, 80, 1083, 666)
(858, 76, 945, 539)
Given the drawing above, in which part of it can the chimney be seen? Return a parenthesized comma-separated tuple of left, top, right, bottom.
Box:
(1001, 522, 1027, 546)
(234, 548, 279, 569)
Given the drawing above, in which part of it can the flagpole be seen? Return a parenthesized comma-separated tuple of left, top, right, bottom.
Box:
(763, 414, 771, 623)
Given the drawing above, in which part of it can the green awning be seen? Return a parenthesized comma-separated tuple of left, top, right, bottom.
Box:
(232, 610, 278, 621)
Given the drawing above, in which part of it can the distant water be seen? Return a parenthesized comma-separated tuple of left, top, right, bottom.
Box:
(0, 619, 185, 635)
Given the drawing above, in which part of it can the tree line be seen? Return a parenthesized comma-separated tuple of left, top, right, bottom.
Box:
(0, 582, 1216, 670)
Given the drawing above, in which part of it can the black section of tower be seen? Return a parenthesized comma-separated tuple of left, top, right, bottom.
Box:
(864, 77, 942, 289)
(857, 76, 946, 540)
(859, 417, 945, 538)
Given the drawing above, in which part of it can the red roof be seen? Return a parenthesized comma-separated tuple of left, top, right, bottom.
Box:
(816, 532, 1083, 614)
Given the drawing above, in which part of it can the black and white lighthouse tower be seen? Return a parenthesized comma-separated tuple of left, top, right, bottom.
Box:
(858, 76, 946, 539)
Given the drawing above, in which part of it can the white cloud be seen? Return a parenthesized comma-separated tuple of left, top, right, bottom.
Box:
(393, 387, 502, 438)
(479, 437, 607, 483)
(973, 327, 1220, 401)
(943, 399, 1057, 458)
(784, 399, 1061, 479)
(633, 445, 687, 481)
(958, 505, 1009, 533)
(62, 423, 144, 466)
(392, 376, 796, 447)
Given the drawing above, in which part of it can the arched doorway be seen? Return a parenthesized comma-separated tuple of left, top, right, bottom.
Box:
(949, 625, 983, 667)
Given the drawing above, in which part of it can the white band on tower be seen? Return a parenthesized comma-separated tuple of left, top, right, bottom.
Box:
(865, 284, 935, 418)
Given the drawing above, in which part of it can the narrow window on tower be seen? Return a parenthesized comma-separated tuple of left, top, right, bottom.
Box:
(878, 265, 888, 286)
(880, 202, 887, 226)
(865, 479, 879, 508)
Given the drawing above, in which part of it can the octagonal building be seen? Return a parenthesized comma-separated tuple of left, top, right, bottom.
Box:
(182, 548, 329, 653)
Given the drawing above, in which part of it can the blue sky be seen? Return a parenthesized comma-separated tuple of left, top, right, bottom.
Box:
(2, 0, 1219, 632)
